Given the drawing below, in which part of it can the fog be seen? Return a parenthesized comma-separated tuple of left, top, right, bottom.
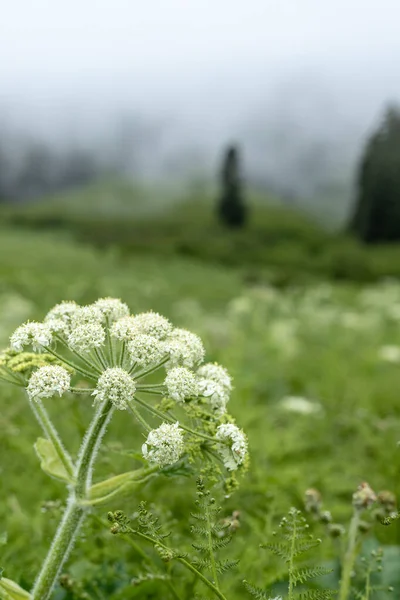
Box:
(2, 0, 400, 216)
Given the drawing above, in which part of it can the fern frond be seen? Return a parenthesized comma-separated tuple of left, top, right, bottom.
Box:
(215, 559, 239, 574)
(293, 539, 321, 557)
(262, 542, 290, 560)
(243, 580, 280, 600)
(291, 567, 332, 586)
(293, 590, 334, 600)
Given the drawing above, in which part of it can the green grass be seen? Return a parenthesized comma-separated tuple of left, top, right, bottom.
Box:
(1, 224, 400, 598)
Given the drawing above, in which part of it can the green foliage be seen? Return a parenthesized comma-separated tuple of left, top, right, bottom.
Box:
(245, 509, 333, 600)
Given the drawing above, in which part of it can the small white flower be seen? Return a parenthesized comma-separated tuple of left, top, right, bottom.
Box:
(10, 322, 53, 352)
(197, 378, 229, 413)
(45, 301, 79, 326)
(71, 305, 103, 326)
(129, 312, 173, 340)
(215, 423, 248, 471)
(27, 366, 70, 401)
(127, 334, 167, 367)
(378, 345, 400, 363)
(142, 422, 184, 467)
(164, 367, 199, 402)
(279, 396, 322, 415)
(166, 328, 205, 368)
(110, 316, 137, 341)
(92, 367, 136, 410)
(93, 298, 130, 322)
(67, 321, 106, 352)
(197, 363, 232, 393)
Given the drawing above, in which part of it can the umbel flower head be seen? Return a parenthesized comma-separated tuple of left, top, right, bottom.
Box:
(215, 423, 248, 471)
(127, 334, 166, 367)
(93, 298, 130, 323)
(10, 322, 52, 352)
(44, 301, 79, 335)
(92, 367, 136, 410)
(164, 366, 199, 402)
(142, 422, 184, 467)
(27, 365, 70, 401)
(6, 297, 248, 479)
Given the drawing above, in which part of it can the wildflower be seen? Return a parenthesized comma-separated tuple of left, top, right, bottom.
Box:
(130, 312, 172, 340)
(93, 298, 130, 322)
(110, 316, 137, 341)
(166, 328, 205, 368)
(197, 378, 229, 413)
(92, 367, 136, 410)
(70, 305, 103, 326)
(164, 367, 198, 402)
(10, 322, 53, 352)
(279, 396, 322, 415)
(197, 362, 232, 392)
(67, 322, 106, 352)
(45, 301, 79, 323)
(127, 334, 166, 367)
(352, 482, 377, 510)
(27, 366, 70, 401)
(142, 422, 184, 467)
(215, 423, 248, 471)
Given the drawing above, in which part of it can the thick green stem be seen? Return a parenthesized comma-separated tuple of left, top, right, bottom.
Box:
(31, 397, 113, 600)
(30, 399, 75, 479)
(339, 509, 360, 600)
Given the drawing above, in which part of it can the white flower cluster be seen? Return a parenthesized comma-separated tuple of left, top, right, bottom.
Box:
(111, 312, 172, 341)
(27, 365, 70, 401)
(164, 367, 199, 402)
(44, 301, 79, 335)
(196, 362, 232, 413)
(93, 298, 130, 323)
(142, 422, 184, 467)
(215, 423, 248, 471)
(166, 328, 205, 368)
(127, 334, 166, 367)
(67, 321, 106, 353)
(92, 367, 136, 410)
(10, 322, 53, 352)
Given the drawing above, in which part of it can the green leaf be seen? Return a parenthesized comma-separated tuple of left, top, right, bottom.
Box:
(0, 577, 32, 599)
(88, 468, 155, 504)
(34, 437, 72, 483)
(0, 533, 7, 547)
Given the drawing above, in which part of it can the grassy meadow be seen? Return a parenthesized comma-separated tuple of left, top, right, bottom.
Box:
(2, 183, 400, 599)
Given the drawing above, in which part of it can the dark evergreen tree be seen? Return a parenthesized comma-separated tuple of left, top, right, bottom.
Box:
(350, 105, 400, 242)
(217, 144, 247, 227)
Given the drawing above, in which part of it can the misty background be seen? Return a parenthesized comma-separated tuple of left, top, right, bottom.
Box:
(2, 0, 400, 222)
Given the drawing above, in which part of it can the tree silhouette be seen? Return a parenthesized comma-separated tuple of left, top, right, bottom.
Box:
(217, 144, 247, 228)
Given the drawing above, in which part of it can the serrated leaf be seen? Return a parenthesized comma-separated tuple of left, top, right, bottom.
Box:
(89, 468, 151, 503)
(34, 437, 72, 483)
(243, 579, 281, 600)
(292, 567, 333, 586)
(0, 577, 32, 599)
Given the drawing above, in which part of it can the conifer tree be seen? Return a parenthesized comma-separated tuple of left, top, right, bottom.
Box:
(218, 144, 247, 227)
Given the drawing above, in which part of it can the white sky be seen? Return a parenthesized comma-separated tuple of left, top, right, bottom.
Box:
(1, 0, 400, 139)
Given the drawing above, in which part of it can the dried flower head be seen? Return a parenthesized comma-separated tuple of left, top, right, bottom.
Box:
(197, 378, 229, 413)
(142, 422, 184, 467)
(352, 482, 377, 510)
(197, 363, 232, 392)
(93, 298, 130, 322)
(92, 367, 136, 410)
(164, 367, 199, 402)
(67, 321, 106, 353)
(127, 334, 166, 367)
(27, 365, 70, 401)
(215, 423, 248, 471)
(10, 322, 53, 352)
(304, 488, 322, 514)
(166, 328, 205, 368)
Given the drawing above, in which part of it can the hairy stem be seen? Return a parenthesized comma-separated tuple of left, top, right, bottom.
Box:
(288, 513, 297, 600)
(31, 397, 113, 600)
(339, 509, 360, 600)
